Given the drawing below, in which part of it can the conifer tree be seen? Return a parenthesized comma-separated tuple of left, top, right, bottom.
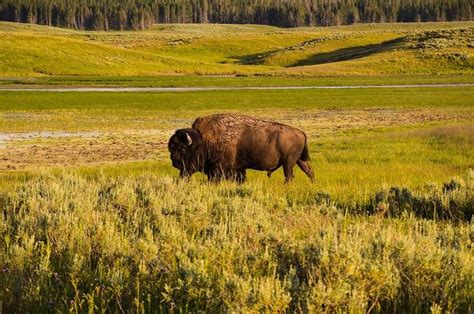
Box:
(0, 0, 472, 31)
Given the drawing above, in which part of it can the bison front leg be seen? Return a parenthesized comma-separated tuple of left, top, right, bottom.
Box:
(223, 169, 246, 183)
(205, 165, 225, 183)
(179, 168, 191, 180)
(236, 170, 247, 184)
(207, 172, 223, 183)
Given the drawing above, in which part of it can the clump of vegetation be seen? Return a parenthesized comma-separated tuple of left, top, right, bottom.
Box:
(404, 28, 474, 66)
(365, 175, 473, 221)
(0, 173, 472, 312)
(406, 28, 473, 50)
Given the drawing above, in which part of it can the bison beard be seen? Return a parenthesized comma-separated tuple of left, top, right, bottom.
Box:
(168, 114, 315, 183)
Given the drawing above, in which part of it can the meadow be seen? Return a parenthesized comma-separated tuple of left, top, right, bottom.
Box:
(0, 21, 473, 312)
(1, 85, 473, 312)
(0, 21, 473, 78)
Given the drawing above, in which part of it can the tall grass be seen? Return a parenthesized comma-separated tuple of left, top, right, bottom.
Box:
(1, 172, 472, 312)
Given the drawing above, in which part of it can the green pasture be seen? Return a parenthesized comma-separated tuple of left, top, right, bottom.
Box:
(0, 86, 473, 312)
(2, 74, 474, 87)
(1, 87, 473, 115)
(1, 87, 472, 203)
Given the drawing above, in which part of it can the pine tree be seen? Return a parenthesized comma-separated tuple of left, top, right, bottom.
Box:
(0, 0, 472, 31)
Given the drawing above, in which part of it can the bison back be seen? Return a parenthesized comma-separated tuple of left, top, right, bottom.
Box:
(192, 114, 274, 168)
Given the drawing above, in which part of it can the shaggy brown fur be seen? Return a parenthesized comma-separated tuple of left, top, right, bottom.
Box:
(192, 114, 271, 168)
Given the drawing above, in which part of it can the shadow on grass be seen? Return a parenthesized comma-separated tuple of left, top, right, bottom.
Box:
(230, 49, 281, 65)
(290, 37, 405, 67)
(231, 37, 406, 67)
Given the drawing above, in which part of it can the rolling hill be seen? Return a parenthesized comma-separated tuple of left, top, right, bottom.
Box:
(0, 21, 473, 77)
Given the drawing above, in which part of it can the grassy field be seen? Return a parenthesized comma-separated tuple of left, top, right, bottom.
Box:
(1, 21, 473, 312)
(2, 74, 474, 88)
(0, 21, 473, 78)
(1, 87, 473, 312)
(0, 86, 472, 202)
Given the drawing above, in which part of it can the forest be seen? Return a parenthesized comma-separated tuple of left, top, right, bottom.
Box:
(0, 0, 472, 30)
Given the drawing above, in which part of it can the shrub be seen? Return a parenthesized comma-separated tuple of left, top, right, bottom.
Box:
(365, 176, 473, 221)
(0, 173, 472, 312)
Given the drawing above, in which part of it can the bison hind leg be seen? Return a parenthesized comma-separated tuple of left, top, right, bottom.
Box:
(283, 163, 295, 184)
(297, 159, 315, 183)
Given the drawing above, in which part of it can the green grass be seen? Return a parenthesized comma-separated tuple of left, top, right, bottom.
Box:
(2, 121, 472, 203)
(0, 21, 473, 77)
(2, 74, 474, 87)
(0, 90, 473, 311)
(1, 86, 472, 112)
(0, 87, 472, 134)
(0, 87, 472, 202)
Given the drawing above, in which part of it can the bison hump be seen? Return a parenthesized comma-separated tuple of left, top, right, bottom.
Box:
(193, 114, 271, 145)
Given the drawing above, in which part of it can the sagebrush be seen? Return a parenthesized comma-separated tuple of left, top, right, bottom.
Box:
(1, 173, 472, 312)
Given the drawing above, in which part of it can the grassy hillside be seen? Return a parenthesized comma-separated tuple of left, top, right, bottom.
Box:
(0, 21, 473, 77)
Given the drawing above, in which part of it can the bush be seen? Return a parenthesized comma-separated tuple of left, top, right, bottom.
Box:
(365, 176, 473, 221)
(0, 173, 472, 312)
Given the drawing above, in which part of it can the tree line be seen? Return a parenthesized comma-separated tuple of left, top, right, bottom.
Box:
(0, 0, 472, 31)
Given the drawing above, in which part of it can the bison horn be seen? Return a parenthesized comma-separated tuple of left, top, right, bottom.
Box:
(186, 132, 192, 145)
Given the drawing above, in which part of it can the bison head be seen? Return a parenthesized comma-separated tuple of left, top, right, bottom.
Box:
(168, 128, 204, 178)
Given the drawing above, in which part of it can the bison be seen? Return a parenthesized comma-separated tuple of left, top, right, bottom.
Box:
(168, 113, 314, 183)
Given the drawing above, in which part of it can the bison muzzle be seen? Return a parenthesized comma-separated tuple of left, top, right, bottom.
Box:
(168, 114, 314, 183)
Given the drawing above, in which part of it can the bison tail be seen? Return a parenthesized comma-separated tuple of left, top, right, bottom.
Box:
(300, 134, 310, 161)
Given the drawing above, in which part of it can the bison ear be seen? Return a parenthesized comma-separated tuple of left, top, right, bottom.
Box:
(185, 132, 192, 146)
